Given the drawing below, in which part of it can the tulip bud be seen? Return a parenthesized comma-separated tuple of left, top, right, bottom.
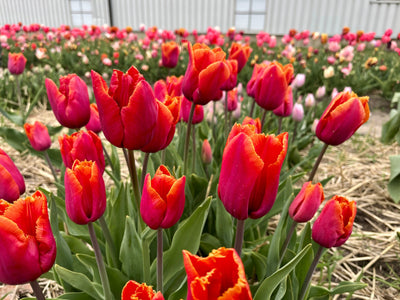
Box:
(293, 73, 305, 88)
(289, 182, 324, 222)
(305, 93, 315, 107)
(8, 53, 27, 75)
(201, 139, 212, 164)
(161, 41, 180, 68)
(59, 130, 105, 173)
(0, 147, 25, 202)
(312, 196, 356, 248)
(292, 103, 304, 122)
(140, 165, 186, 229)
(64, 160, 106, 225)
(331, 88, 339, 99)
(24, 121, 52, 151)
(45, 74, 91, 129)
(242, 116, 262, 133)
(316, 92, 369, 145)
(0, 191, 56, 284)
(85, 103, 102, 134)
(315, 86, 326, 99)
(122, 280, 164, 300)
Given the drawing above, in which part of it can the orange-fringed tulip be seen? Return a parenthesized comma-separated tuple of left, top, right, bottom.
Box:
(316, 92, 370, 146)
(0, 191, 56, 284)
(289, 181, 324, 223)
(312, 196, 356, 248)
(182, 42, 230, 105)
(218, 124, 288, 220)
(246, 63, 267, 99)
(140, 165, 185, 230)
(253, 62, 294, 110)
(141, 95, 181, 153)
(59, 130, 105, 174)
(45, 74, 91, 129)
(85, 103, 102, 134)
(91, 66, 158, 150)
(24, 121, 51, 151)
(183, 247, 252, 300)
(8, 53, 27, 75)
(229, 42, 252, 73)
(121, 280, 164, 300)
(0, 147, 25, 203)
(161, 41, 180, 68)
(64, 160, 106, 225)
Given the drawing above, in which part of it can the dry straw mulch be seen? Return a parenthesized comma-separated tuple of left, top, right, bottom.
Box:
(1, 107, 400, 299)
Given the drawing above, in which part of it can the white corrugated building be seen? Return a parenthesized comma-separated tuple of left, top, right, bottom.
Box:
(1, 0, 399, 36)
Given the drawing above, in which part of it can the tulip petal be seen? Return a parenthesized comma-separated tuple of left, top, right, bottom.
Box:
(141, 174, 167, 229)
(91, 70, 125, 147)
(161, 176, 186, 229)
(196, 61, 230, 103)
(0, 164, 22, 202)
(218, 133, 264, 220)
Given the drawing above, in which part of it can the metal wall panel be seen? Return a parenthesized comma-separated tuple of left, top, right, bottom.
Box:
(0, 0, 399, 37)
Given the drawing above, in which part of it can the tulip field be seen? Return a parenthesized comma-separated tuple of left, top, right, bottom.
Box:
(1, 23, 400, 300)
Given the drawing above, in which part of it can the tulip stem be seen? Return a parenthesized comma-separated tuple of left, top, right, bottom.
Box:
(183, 103, 196, 175)
(88, 222, 113, 300)
(249, 99, 256, 118)
(15, 75, 22, 112)
(99, 216, 119, 269)
(279, 221, 297, 266)
(157, 228, 163, 293)
(261, 110, 267, 132)
(161, 149, 166, 164)
(234, 219, 245, 256)
(308, 143, 329, 182)
(192, 125, 196, 172)
(102, 143, 113, 171)
(299, 245, 325, 300)
(44, 150, 58, 182)
(124, 149, 141, 213)
(224, 92, 229, 140)
(277, 117, 282, 134)
(140, 152, 150, 189)
(30, 280, 45, 300)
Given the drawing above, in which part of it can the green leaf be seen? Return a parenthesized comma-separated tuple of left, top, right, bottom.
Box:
(253, 244, 312, 300)
(0, 127, 28, 152)
(308, 286, 330, 298)
(0, 106, 24, 126)
(200, 233, 222, 254)
(381, 110, 400, 144)
(331, 281, 367, 295)
(62, 234, 93, 256)
(22, 292, 94, 300)
(388, 155, 400, 203)
(215, 198, 233, 247)
(54, 265, 103, 299)
(120, 216, 144, 281)
(154, 196, 212, 294)
(251, 251, 268, 281)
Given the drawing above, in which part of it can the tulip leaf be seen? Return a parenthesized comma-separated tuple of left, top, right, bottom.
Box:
(381, 109, 400, 145)
(253, 244, 312, 300)
(62, 233, 93, 256)
(388, 155, 400, 203)
(0, 127, 28, 152)
(200, 233, 222, 254)
(330, 281, 367, 294)
(21, 292, 94, 300)
(251, 251, 268, 281)
(308, 286, 330, 298)
(54, 265, 103, 300)
(215, 198, 234, 247)
(154, 196, 212, 294)
(120, 215, 144, 282)
(0, 106, 24, 126)
(109, 144, 121, 182)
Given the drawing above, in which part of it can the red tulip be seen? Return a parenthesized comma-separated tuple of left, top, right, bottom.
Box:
(91, 66, 158, 150)
(182, 42, 230, 105)
(24, 121, 52, 151)
(289, 181, 324, 223)
(161, 41, 180, 68)
(0, 147, 25, 203)
(312, 196, 356, 248)
(141, 95, 181, 153)
(154, 79, 167, 102)
(220, 59, 238, 91)
(180, 96, 204, 124)
(0, 191, 56, 284)
(121, 280, 164, 300)
(183, 247, 252, 300)
(246, 63, 268, 98)
(8, 53, 27, 75)
(273, 86, 293, 117)
(218, 124, 288, 220)
(166, 75, 183, 97)
(45, 74, 91, 129)
(316, 92, 370, 145)
(59, 130, 105, 174)
(140, 165, 186, 230)
(85, 103, 102, 134)
(242, 117, 261, 133)
(226, 88, 238, 112)
(229, 42, 252, 73)
(201, 139, 212, 164)
(64, 160, 106, 225)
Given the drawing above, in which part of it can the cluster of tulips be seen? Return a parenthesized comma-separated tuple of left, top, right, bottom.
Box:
(0, 24, 372, 300)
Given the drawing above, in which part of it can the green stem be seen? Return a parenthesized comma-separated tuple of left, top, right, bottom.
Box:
(261, 110, 267, 131)
(249, 98, 256, 118)
(234, 219, 246, 256)
(192, 124, 196, 172)
(15, 75, 22, 111)
(161, 149, 166, 164)
(277, 117, 282, 134)
(157, 228, 163, 293)
(308, 143, 329, 182)
(224, 92, 229, 140)
(30, 280, 45, 300)
(88, 222, 113, 300)
(142, 239, 151, 283)
(140, 152, 150, 189)
(102, 143, 113, 170)
(44, 150, 58, 182)
(183, 103, 196, 175)
(124, 149, 141, 213)
(279, 221, 297, 266)
(299, 245, 325, 300)
(292, 121, 298, 144)
(98, 216, 119, 269)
